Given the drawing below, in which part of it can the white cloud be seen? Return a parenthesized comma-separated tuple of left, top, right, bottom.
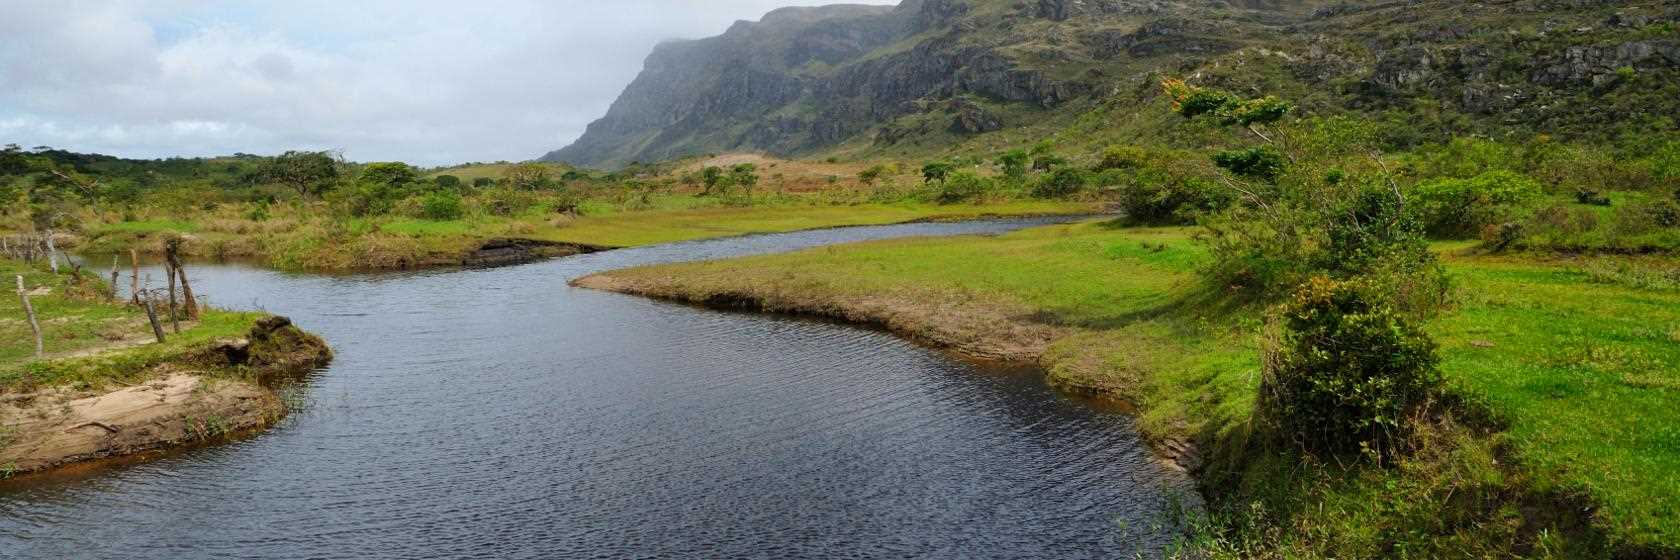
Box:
(0, 0, 898, 166)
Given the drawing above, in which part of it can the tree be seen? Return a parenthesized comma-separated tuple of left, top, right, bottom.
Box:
(1029, 141, 1063, 171)
(921, 161, 954, 184)
(434, 174, 462, 191)
(257, 150, 340, 198)
(729, 163, 759, 194)
(504, 163, 552, 190)
(996, 149, 1028, 180)
(344, 162, 420, 216)
(700, 166, 727, 195)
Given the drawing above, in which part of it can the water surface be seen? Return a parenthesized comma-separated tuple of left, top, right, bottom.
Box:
(5, 219, 1196, 558)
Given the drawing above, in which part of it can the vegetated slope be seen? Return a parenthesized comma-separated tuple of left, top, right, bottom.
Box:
(544, 0, 1680, 168)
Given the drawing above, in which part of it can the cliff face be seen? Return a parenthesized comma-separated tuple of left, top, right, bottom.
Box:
(544, 0, 1680, 168)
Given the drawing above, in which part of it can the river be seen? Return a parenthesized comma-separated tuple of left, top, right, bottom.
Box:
(3, 218, 1197, 559)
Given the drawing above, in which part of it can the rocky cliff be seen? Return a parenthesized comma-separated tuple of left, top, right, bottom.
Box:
(544, 0, 1680, 168)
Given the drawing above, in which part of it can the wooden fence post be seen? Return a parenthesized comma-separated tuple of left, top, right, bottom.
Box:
(165, 261, 180, 333)
(109, 255, 120, 302)
(17, 275, 44, 359)
(44, 230, 59, 274)
(129, 249, 140, 306)
(165, 240, 198, 320)
(140, 286, 166, 343)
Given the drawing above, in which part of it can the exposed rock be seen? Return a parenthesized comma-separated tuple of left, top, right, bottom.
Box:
(950, 98, 1005, 134)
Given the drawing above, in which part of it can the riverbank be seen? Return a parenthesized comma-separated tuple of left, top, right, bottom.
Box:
(573, 220, 1679, 557)
(67, 200, 1094, 271)
(1, 259, 331, 477)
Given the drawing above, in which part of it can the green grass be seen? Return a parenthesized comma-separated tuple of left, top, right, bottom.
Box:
(1433, 256, 1680, 548)
(583, 219, 1678, 555)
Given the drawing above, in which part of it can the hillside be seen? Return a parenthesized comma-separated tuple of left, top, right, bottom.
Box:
(543, 0, 1680, 168)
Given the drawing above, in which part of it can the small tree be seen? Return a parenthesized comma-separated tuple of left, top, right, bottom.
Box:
(729, 163, 759, 194)
(996, 149, 1028, 180)
(343, 162, 420, 216)
(504, 163, 552, 190)
(258, 150, 339, 198)
(434, 174, 463, 191)
(921, 161, 954, 184)
(700, 166, 726, 195)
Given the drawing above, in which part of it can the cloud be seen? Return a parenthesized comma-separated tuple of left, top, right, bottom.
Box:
(0, 0, 898, 166)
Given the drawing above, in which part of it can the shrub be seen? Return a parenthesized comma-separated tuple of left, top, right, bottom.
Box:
(1260, 277, 1442, 459)
(921, 161, 954, 184)
(479, 186, 534, 217)
(434, 175, 462, 191)
(935, 171, 992, 203)
(1212, 147, 1286, 182)
(1095, 145, 1148, 171)
(1032, 168, 1086, 198)
(1480, 222, 1524, 252)
(418, 190, 464, 220)
(857, 165, 886, 186)
(1410, 170, 1543, 238)
(1574, 189, 1612, 206)
(996, 149, 1028, 180)
(1114, 172, 1229, 225)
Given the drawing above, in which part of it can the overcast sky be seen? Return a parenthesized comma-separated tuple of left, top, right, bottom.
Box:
(0, 0, 897, 166)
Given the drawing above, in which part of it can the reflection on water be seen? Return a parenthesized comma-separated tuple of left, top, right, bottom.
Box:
(5, 218, 1197, 558)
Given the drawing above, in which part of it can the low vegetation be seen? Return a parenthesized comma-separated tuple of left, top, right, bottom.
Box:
(1, 147, 1095, 270)
(572, 80, 1679, 558)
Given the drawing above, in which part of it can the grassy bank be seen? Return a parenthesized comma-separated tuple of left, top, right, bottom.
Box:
(1, 258, 332, 476)
(72, 198, 1093, 271)
(573, 220, 1678, 557)
(1, 258, 260, 389)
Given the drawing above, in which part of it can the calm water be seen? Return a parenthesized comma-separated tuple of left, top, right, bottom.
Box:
(5, 219, 1197, 559)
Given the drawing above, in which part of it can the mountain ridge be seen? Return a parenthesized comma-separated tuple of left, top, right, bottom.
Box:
(544, 0, 1680, 169)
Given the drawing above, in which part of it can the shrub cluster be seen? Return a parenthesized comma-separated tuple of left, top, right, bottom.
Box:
(1260, 277, 1442, 459)
(1409, 170, 1542, 238)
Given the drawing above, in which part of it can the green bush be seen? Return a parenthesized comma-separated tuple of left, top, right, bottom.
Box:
(1094, 145, 1147, 171)
(1212, 147, 1286, 182)
(1410, 170, 1543, 238)
(1113, 172, 1229, 225)
(934, 171, 992, 203)
(418, 190, 464, 220)
(1574, 189, 1612, 206)
(1260, 277, 1442, 459)
(1031, 168, 1086, 198)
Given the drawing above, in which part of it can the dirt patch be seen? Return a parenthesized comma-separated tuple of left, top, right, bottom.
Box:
(573, 273, 1064, 362)
(456, 238, 613, 268)
(0, 315, 332, 477)
(0, 374, 279, 474)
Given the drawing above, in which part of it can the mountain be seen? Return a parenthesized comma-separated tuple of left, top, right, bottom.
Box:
(543, 0, 1680, 169)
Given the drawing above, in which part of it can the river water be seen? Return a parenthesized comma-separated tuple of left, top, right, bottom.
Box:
(3, 219, 1196, 559)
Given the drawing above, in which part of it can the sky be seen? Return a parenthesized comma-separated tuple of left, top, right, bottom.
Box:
(0, 0, 898, 166)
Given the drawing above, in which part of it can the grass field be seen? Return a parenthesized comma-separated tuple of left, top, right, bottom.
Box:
(579, 219, 1679, 556)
